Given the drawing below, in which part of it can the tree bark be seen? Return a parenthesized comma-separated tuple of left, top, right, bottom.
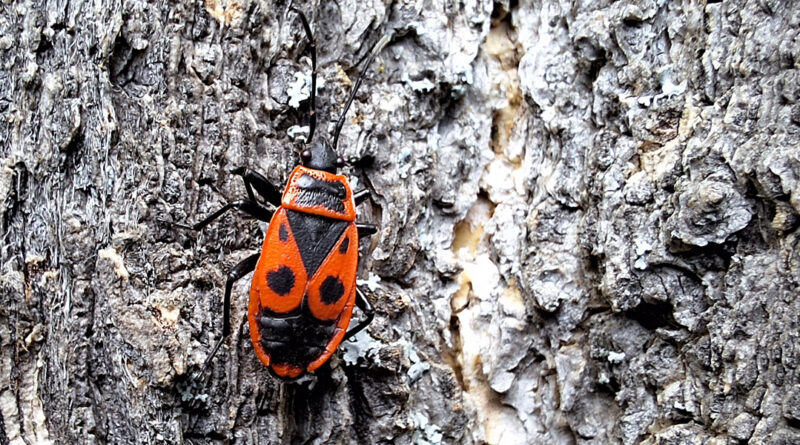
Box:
(2, 0, 800, 443)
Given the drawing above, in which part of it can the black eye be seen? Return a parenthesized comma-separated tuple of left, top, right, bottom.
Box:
(301, 150, 312, 163)
(335, 157, 345, 168)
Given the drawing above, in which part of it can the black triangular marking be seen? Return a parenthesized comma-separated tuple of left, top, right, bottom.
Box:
(286, 210, 348, 277)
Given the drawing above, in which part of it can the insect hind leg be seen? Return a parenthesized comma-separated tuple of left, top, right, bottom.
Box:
(181, 252, 260, 415)
(202, 252, 260, 373)
(344, 288, 374, 341)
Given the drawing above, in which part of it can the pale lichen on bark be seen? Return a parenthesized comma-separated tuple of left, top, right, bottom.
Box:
(2, 0, 800, 443)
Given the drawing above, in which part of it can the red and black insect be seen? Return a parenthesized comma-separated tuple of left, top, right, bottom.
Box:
(174, 10, 387, 379)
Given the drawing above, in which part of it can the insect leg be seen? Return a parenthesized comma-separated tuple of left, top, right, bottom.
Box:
(353, 189, 370, 206)
(202, 253, 260, 372)
(291, 8, 317, 143)
(170, 200, 273, 231)
(357, 223, 378, 238)
(240, 168, 282, 207)
(344, 288, 374, 341)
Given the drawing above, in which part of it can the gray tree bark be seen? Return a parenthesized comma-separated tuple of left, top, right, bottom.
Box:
(2, 0, 800, 443)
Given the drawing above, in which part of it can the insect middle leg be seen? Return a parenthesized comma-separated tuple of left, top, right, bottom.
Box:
(357, 223, 378, 238)
(353, 189, 370, 206)
(353, 186, 378, 237)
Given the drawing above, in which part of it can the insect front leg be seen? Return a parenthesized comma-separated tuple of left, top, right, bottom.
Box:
(240, 168, 282, 207)
(170, 200, 273, 231)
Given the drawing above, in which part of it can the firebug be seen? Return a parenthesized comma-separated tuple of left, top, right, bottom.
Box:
(174, 9, 388, 379)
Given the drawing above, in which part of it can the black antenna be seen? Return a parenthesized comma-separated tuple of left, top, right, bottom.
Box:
(332, 35, 391, 151)
(291, 8, 317, 143)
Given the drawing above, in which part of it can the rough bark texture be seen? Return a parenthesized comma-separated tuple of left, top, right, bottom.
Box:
(2, 0, 800, 443)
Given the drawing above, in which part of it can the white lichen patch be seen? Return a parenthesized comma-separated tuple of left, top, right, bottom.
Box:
(457, 299, 528, 443)
(20, 360, 52, 445)
(287, 72, 311, 108)
(481, 157, 527, 203)
(287, 70, 324, 109)
(20, 59, 37, 84)
(287, 125, 310, 142)
(407, 361, 431, 384)
(0, 390, 23, 445)
(378, 93, 405, 112)
(356, 272, 382, 292)
(340, 330, 378, 366)
(449, 177, 531, 444)
(406, 343, 431, 384)
(410, 411, 444, 445)
(462, 255, 501, 303)
(608, 351, 626, 364)
(402, 73, 435, 93)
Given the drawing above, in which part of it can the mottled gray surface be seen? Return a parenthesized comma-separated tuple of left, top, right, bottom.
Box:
(2, 0, 799, 443)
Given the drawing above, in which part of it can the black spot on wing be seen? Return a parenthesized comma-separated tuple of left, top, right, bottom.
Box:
(279, 224, 289, 242)
(286, 210, 348, 276)
(319, 276, 345, 305)
(267, 266, 295, 296)
(339, 237, 349, 254)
